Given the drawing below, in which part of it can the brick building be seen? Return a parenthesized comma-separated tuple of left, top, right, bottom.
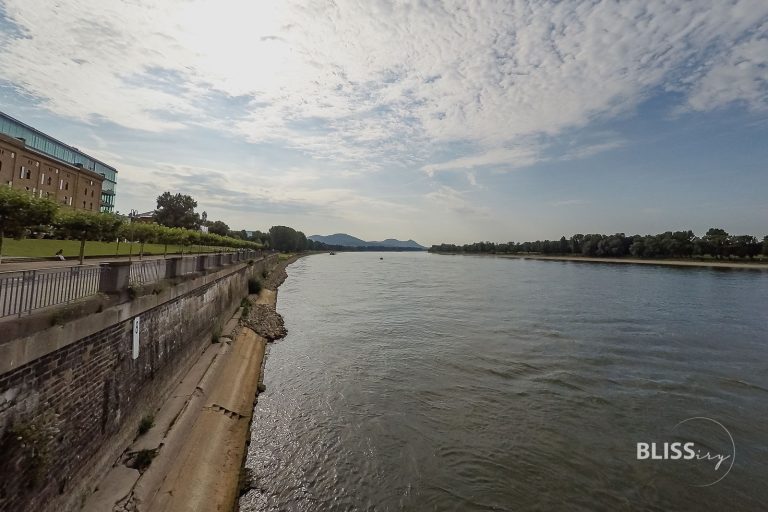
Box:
(0, 112, 117, 212)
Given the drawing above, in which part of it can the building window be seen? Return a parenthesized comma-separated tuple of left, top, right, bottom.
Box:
(89, 202, 93, 209)
(41, 173, 45, 184)
(59, 179, 63, 190)
(69, 197, 72, 206)
(25, 169, 31, 179)
(65, 182, 69, 190)
(63, 196, 67, 204)
(83, 201, 86, 208)
(20, 166, 25, 179)
(47, 176, 52, 186)
(91, 190, 94, 197)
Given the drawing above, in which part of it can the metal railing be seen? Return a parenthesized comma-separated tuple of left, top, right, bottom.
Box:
(0, 265, 104, 318)
(129, 259, 167, 286)
(0, 250, 268, 319)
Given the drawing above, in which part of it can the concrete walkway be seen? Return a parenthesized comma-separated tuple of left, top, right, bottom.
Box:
(82, 291, 271, 512)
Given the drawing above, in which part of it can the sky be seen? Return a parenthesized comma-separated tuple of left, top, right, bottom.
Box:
(0, 0, 766, 246)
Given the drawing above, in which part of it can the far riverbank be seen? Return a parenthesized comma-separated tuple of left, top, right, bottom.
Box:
(432, 252, 768, 270)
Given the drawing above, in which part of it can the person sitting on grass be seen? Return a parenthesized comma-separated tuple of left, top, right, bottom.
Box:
(55, 249, 65, 261)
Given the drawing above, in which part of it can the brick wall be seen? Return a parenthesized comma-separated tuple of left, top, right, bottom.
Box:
(0, 256, 274, 512)
(0, 133, 103, 211)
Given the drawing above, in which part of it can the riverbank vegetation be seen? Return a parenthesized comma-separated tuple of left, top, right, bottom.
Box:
(1, 187, 413, 263)
(430, 229, 768, 261)
(0, 187, 261, 263)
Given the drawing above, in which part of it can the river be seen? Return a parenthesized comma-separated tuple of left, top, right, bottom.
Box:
(240, 252, 768, 511)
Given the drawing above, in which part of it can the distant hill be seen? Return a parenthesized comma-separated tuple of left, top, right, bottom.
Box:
(309, 233, 426, 249)
(368, 238, 426, 249)
(309, 233, 369, 247)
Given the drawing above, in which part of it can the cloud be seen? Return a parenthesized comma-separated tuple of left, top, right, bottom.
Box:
(422, 147, 541, 176)
(425, 186, 490, 217)
(561, 140, 625, 160)
(551, 199, 590, 207)
(684, 29, 768, 113)
(1, 0, 766, 175)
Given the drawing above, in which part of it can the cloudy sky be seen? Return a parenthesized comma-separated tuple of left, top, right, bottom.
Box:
(1, 0, 766, 245)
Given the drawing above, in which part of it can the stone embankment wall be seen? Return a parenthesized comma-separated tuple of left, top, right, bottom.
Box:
(0, 254, 278, 512)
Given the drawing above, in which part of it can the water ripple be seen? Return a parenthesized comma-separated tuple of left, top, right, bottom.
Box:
(242, 252, 768, 511)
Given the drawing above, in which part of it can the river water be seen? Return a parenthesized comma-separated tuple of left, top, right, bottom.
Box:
(240, 252, 768, 511)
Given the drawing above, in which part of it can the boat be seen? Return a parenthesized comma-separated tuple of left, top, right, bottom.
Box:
(329, 252, 336, 255)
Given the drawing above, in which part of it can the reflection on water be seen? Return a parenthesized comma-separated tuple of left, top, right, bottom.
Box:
(240, 252, 768, 511)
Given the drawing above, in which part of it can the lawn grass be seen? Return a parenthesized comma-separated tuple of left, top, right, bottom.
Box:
(1, 238, 233, 258)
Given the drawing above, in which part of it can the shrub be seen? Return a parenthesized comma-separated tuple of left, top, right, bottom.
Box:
(131, 449, 156, 471)
(247, 277, 262, 294)
(240, 297, 251, 318)
(138, 415, 154, 436)
(0, 418, 57, 487)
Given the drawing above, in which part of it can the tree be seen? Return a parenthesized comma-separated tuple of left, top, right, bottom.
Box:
(154, 192, 201, 229)
(208, 220, 230, 236)
(0, 187, 58, 263)
(156, 226, 185, 258)
(57, 211, 117, 265)
(132, 223, 160, 259)
(703, 228, 730, 259)
(268, 225, 309, 252)
(269, 226, 296, 252)
(729, 235, 760, 259)
(97, 213, 123, 242)
(763, 236, 768, 257)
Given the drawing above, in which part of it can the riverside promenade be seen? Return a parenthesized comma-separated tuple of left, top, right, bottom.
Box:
(0, 250, 266, 320)
(0, 251, 217, 272)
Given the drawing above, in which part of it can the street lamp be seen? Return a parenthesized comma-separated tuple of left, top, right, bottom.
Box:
(128, 209, 138, 262)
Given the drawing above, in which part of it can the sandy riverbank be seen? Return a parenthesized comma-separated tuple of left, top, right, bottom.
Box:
(447, 253, 768, 270)
(151, 255, 304, 511)
(81, 254, 304, 512)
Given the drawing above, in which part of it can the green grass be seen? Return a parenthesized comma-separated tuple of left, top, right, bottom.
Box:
(1, 238, 234, 258)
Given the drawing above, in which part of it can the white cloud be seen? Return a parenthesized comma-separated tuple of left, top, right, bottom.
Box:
(685, 30, 768, 113)
(561, 140, 625, 160)
(425, 185, 490, 217)
(1, 0, 766, 173)
(422, 147, 540, 176)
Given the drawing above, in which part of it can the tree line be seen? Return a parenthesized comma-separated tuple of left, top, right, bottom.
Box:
(0, 187, 421, 263)
(429, 229, 768, 260)
(0, 187, 261, 264)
